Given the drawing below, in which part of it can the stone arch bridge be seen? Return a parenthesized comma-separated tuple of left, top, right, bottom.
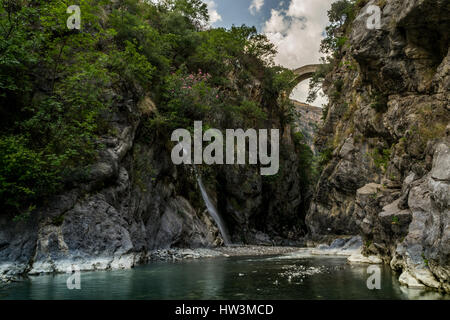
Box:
(281, 64, 322, 100)
(292, 64, 321, 86)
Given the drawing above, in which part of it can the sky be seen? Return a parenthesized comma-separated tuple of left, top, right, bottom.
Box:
(204, 0, 334, 107)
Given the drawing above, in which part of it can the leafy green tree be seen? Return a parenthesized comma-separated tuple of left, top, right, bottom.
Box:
(0, 0, 311, 220)
(0, 135, 62, 214)
(307, 0, 364, 107)
(320, 0, 355, 56)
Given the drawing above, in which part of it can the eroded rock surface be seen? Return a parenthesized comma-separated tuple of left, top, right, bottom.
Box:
(307, 0, 449, 292)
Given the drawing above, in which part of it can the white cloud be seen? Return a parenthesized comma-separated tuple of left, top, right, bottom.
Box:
(264, 9, 289, 34)
(204, 0, 222, 24)
(249, 0, 265, 15)
(263, 0, 334, 107)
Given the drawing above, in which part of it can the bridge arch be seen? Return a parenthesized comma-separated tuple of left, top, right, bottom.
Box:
(291, 64, 321, 87)
(283, 64, 322, 102)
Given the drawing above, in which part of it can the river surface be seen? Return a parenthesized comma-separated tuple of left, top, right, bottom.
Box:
(1, 254, 448, 300)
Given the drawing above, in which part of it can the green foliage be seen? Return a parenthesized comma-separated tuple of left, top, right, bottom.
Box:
(307, 59, 332, 104)
(0, 0, 295, 218)
(318, 148, 333, 167)
(321, 105, 330, 121)
(320, 0, 356, 57)
(189, 25, 276, 86)
(232, 100, 267, 126)
(422, 253, 429, 267)
(330, 79, 345, 101)
(370, 92, 388, 113)
(155, 0, 209, 30)
(146, 22, 281, 136)
(52, 214, 65, 226)
(334, 79, 344, 93)
(293, 132, 306, 147)
(307, 0, 363, 103)
(0, 1, 144, 215)
(293, 132, 317, 188)
(131, 144, 156, 192)
(109, 41, 156, 89)
(262, 66, 297, 128)
(0, 135, 62, 213)
(371, 147, 391, 171)
(153, 71, 220, 132)
(340, 59, 357, 71)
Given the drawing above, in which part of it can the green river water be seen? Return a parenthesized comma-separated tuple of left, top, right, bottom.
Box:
(1, 254, 448, 300)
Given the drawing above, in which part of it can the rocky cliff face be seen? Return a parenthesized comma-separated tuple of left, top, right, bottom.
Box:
(291, 100, 322, 152)
(307, 0, 449, 292)
(0, 98, 219, 279)
(0, 84, 306, 281)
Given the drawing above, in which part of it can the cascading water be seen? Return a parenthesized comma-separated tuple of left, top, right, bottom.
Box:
(196, 176, 231, 246)
(181, 147, 231, 245)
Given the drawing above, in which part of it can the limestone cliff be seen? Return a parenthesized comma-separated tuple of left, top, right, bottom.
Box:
(307, 0, 449, 292)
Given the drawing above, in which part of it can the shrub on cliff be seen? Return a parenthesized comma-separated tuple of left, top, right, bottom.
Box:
(308, 0, 365, 103)
(0, 0, 306, 219)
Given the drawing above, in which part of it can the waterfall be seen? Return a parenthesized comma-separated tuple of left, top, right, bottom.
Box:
(196, 176, 231, 246)
(181, 146, 231, 245)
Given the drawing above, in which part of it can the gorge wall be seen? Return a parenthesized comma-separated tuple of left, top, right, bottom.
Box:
(0, 1, 314, 281)
(291, 100, 322, 151)
(0, 89, 308, 279)
(306, 0, 449, 292)
(0, 0, 448, 296)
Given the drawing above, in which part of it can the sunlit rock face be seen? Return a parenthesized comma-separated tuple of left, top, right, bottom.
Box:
(306, 0, 449, 292)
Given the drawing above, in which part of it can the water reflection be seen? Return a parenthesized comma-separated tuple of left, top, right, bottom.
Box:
(1, 256, 449, 300)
